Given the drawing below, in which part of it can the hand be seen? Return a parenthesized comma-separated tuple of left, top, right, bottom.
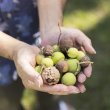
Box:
(41, 27, 96, 93)
(12, 43, 80, 95)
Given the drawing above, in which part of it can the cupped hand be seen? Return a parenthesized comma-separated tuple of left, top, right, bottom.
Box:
(12, 42, 81, 95)
(41, 27, 96, 93)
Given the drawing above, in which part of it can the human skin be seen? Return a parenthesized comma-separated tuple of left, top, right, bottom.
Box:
(0, 0, 96, 95)
(0, 31, 80, 95)
(38, 0, 96, 94)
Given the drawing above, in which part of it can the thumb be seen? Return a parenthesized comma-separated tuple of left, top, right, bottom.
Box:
(21, 61, 43, 87)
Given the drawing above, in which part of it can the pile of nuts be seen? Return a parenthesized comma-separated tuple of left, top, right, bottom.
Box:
(35, 37, 92, 86)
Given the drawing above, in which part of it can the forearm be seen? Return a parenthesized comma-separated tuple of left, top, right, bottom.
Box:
(0, 31, 25, 60)
(38, 0, 67, 38)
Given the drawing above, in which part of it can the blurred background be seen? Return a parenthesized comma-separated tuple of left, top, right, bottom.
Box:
(22, 0, 110, 110)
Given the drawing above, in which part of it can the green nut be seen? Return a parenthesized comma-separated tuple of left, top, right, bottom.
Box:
(41, 58, 53, 67)
(61, 72, 76, 86)
(53, 45, 60, 52)
(52, 52, 65, 64)
(67, 59, 79, 73)
(56, 60, 69, 73)
(74, 64, 81, 75)
(35, 66, 42, 74)
(67, 47, 78, 58)
(77, 51, 85, 60)
(36, 54, 44, 65)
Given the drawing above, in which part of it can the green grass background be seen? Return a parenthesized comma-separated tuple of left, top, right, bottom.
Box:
(22, 0, 110, 110)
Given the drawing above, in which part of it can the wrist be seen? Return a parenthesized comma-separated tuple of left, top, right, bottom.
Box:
(0, 31, 27, 60)
(11, 41, 29, 61)
(41, 26, 61, 46)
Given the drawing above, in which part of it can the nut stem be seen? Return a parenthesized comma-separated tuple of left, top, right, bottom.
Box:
(40, 65, 45, 74)
(58, 23, 62, 45)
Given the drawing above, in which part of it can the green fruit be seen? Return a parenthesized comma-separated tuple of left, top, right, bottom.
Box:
(36, 54, 44, 65)
(56, 60, 69, 73)
(35, 66, 42, 74)
(61, 72, 76, 86)
(52, 52, 65, 64)
(67, 59, 79, 73)
(77, 51, 85, 60)
(67, 48, 78, 58)
(74, 64, 81, 75)
(53, 45, 60, 52)
(48, 56, 52, 59)
(41, 58, 53, 67)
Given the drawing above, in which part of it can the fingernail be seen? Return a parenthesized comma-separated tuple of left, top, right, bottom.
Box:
(80, 87, 86, 93)
(92, 48, 96, 54)
(87, 73, 91, 78)
(86, 71, 91, 78)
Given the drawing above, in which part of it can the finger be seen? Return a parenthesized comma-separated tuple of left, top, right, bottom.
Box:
(20, 61, 43, 86)
(77, 72, 86, 83)
(75, 32, 96, 54)
(48, 91, 71, 95)
(23, 79, 43, 90)
(83, 64, 92, 77)
(48, 85, 80, 95)
(22, 79, 33, 89)
(23, 80, 80, 95)
(48, 92, 68, 95)
(82, 41, 96, 54)
(42, 84, 80, 94)
(76, 83, 86, 93)
(22, 81, 70, 94)
(32, 45, 40, 54)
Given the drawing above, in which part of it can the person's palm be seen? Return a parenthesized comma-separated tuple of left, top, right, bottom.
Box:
(42, 27, 96, 93)
(12, 43, 80, 95)
(13, 44, 43, 88)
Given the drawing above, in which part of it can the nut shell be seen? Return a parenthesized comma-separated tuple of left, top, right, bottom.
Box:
(43, 45, 54, 56)
(42, 67, 60, 85)
(56, 60, 69, 73)
(59, 37, 73, 52)
(80, 55, 90, 67)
